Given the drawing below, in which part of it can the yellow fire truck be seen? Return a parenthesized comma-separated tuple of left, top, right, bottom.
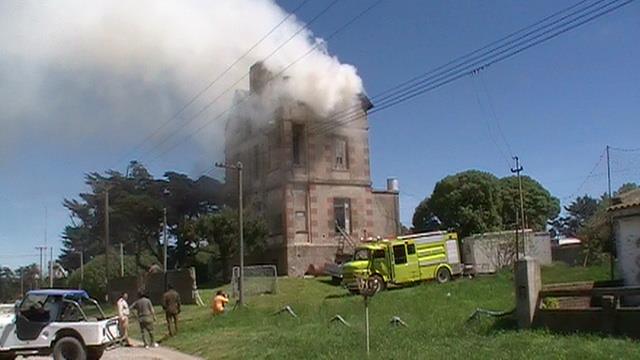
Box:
(341, 231, 462, 292)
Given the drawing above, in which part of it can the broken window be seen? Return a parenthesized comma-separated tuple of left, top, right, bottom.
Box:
(334, 198, 351, 235)
(292, 124, 304, 166)
(334, 138, 348, 170)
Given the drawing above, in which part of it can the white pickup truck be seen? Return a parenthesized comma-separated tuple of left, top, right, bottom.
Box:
(0, 289, 120, 360)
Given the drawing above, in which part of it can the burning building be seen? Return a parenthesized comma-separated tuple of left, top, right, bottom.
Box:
(224, 62, 400, 276)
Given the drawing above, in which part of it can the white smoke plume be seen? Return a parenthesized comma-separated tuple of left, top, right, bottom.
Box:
(0, 0, 363, 166)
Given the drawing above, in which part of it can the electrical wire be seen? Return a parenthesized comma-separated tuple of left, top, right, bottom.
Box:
(149, 0, 384, 165)
(307, 0, 633, 138)
(471, 74, 513, 168)
(138, 0, 342, 163)
(112, 0, 312, 168)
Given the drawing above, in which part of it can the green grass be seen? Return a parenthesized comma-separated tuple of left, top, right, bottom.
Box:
(128, 263, 638, 359)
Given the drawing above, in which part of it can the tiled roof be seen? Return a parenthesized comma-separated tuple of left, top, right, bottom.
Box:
(608, 189, 640, 211)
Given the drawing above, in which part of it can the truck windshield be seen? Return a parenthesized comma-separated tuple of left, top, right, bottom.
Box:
(353, 249, 370, 261)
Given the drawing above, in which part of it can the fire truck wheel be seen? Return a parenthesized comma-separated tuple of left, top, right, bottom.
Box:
(436, 267, 451, 284)
(369, 274, 386, 293)
(53, 336, 87, 360)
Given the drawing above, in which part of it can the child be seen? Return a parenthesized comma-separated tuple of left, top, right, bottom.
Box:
(211, 290, 229, 315)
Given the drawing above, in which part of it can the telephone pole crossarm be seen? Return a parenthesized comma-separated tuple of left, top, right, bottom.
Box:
(511, 156, 526, 258)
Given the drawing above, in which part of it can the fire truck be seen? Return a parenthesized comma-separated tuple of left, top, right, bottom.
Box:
(341, 231, 463, 292)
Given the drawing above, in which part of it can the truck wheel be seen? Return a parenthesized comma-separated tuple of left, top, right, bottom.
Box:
(0, 352, 16, 360)
(436, 267, 451, 284)
(53, 336, 87, 360)
(87, 346, 105, 360)
(369, 274, 386, 293)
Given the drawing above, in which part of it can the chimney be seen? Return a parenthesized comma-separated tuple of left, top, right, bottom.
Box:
(250, 62, 271, 94)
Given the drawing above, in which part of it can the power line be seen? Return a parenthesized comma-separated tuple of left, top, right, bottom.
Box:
(478, 71, 515, 157)
(307, 0, 633, 138)
(609, 146, 640, 152)
(305, 0, 613, 136)
(470, 74, 512, 167)
(196, 0, 615, 174)
(149, 0, 384, 166)
(112, 0, 312, 168)
(192, 0, 633, 177)
(561, 147, 607, 201)
(138, 0, 342, 164)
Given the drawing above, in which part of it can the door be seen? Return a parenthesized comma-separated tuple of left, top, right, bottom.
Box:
(16, 294, 54, 341)
(371, 249, 390, 280)
(391, 243, 420, 283)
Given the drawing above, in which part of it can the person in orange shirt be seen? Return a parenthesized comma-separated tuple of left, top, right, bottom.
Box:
(212, 290, 229, 315)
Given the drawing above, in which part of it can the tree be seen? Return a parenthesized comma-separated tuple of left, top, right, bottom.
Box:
(413, 170, 503, 237)
(498, 176, 560, 231)
(550, 195, 600, 238)
(413, 170, 559, 238)
(616, 182, 638, 196)
(190, 209, 267, 282)
(59, 161, 224, 275)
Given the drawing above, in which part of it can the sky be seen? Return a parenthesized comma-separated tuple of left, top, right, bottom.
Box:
(1, 0, 638, 269)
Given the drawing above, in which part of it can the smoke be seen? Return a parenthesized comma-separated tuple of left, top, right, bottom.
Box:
(0, 0, 363, 166)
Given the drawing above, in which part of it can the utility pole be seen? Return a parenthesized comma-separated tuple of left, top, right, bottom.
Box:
(35, 246, 46, 289)
(163, 207, 168, 273)
(120, 243, 124, 277)
(104, 188, 110, 298)
(79, 250, 84, 288)
(215, 161, 244, 307)
(606, 145, 615, 280)
(511, 156, 526, 257)
(49, 247, 54, 288)
(44, 205, 47, 284)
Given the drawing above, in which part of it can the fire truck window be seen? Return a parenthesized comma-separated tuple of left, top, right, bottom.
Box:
(354, 249, 369, 261)
(407, 243, 416, 255)
(373, 250, 385, 259)
(393, 245, 407, 264)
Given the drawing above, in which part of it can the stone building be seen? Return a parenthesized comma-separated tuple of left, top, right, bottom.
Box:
(224, 62, 400, 276)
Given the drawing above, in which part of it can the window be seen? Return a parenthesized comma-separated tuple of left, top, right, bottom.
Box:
(393, 244, 407, 264)
(334, 138, 348, 170)
(292, 124, 304, 165)
(373, 249, 386, 259)
(353, 249, 369, 261)
(295, 211, 307, 233)
(334, 198, 351, 234)
(407, 243, 416, 255)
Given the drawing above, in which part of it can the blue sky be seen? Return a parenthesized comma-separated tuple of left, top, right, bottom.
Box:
(1, 0, 638, 269)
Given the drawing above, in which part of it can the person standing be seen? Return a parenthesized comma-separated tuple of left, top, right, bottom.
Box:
(162, 284, 181, 336)
(211, 290, 229, 316)
(116, 292, 132, 347)
(131, 291, 158, 348)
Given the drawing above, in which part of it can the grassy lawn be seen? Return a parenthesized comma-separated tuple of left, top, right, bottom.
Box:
(126, 262, 637, 359)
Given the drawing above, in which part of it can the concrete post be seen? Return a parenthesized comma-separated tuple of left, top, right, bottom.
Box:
(514, 257, 541, 329)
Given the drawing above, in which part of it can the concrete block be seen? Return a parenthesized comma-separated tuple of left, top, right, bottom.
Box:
(515, 257, 541, 329)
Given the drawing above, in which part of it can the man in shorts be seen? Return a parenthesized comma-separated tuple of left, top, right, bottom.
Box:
(116, 292, 132, 346)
